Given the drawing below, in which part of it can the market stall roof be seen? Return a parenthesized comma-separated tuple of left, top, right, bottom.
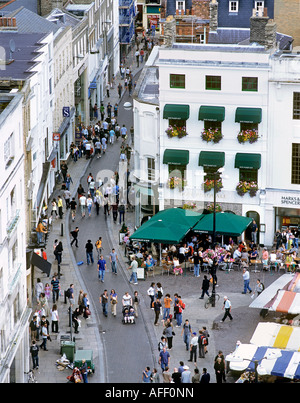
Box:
(250, 273, 300, 314)
(226, 344, 300, 380)
(129, 208, 202, 244)
(193, 212, 252, 236)
(250, 322, 300, 351)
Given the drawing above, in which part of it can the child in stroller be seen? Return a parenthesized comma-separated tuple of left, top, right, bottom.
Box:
(122, 305, 135, 324)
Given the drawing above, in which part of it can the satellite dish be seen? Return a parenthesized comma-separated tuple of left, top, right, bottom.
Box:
(9, 39, 15, 60)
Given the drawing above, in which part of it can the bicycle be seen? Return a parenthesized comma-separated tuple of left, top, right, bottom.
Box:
(25, 370, 38, 383)
(204, 293, 220, 309)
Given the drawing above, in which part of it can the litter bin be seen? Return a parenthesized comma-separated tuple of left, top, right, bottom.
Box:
(73, 349, 95, 374)
(60, 340, 76, 362)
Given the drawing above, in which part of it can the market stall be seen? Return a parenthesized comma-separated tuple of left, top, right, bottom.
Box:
(250, 322, 300, 351)
(226, 343, 300, 381)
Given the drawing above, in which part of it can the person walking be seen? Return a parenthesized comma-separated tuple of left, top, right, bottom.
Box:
(99, 290, 109, 317)
(220, 296, 233, 322)
(30, 340, 39, 370)
(188, 332, 198, 363)
(198, 330, 206, 358)
(142, 367, 151, 383)
(181, 319, 192, 350)
(70, 227, 79, 247)
(51, 275, 60, 303)
(200, 368, 210, 383)
(40, 322, 49, 351)
(109, 248, 118, 274)
(199, 275, 210, 299)
(242, 267, 252, 294)
(51, 304, 59, 333)
(70, 197, 77, 221)
(54, 241, 63, 277)
(158, 346, 170, 372)
(147, 282, 156, 309)
(97, 255, 107, 282)
(95, 237, 102, 259)
(110, 289, 118, 317)
(128, 256, 138, 285)
(79, 193, 87, 218)
(153, 297, 162, 326)
(118, 202, 125, 224)
(163, 293, 172, 321)
(163, 321, 174, 350)
(85, 239, 94, 265)
(36, 220, 47, 244)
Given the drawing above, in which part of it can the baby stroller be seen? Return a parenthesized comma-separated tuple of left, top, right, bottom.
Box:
(122, 305, 136, 324)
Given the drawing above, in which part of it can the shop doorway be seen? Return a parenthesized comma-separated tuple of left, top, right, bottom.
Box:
(245, 211, 260, 245)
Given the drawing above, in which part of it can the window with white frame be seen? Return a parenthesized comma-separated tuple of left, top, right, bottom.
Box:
(229, 1, 239, 12)
(4, 133, 14, 167)
(176, 1, 185, 11)
(255, 1, 264, 11)
(147, 157, 155, 181)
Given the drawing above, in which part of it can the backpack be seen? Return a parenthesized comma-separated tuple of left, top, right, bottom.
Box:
(66, 288, 72, 298)
(180, 301, 186, 310)
(201, 336, 207, 345)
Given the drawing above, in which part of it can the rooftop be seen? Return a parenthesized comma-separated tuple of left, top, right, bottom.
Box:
(0, 32, 46, 80)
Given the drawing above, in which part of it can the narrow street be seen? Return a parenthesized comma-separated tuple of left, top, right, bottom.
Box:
(69, 83, 156, 383)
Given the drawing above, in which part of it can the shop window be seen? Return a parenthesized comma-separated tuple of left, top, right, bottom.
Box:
(168, 164, 186, 190)
(169, 118, 186, 129)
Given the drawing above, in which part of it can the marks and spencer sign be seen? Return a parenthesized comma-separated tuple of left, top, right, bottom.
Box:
(281, 196, 300, 206)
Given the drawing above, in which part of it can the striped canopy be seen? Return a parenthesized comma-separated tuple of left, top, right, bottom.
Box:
(250, 273, 300, 314)
(227, 344, 300, 379)
(250, 322, 300, 351)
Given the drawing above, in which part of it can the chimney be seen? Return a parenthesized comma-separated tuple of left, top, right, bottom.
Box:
(250, 8, 277, 50)
(163, 16, 176, 47)
(209, 0, 218, 32)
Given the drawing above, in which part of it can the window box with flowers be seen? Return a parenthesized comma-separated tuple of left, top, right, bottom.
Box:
(236, 181, 258, 197)
(206, 202, 222, 212)
(167, 176, 187, 190)
(165, 125, 188, 139)
(237, 129, 259, 144)
(201, 128, 223, 144)
(204, 178, 223, 193)
(183, 202, 196, 210)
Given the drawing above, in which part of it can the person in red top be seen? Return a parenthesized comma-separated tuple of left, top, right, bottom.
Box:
(41, 248, 47, 260)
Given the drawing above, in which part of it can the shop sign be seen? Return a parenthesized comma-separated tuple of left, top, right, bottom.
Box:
(281, 196, 300, 206)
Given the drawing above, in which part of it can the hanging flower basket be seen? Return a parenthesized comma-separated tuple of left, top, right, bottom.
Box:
(182, 202, 196, 210)
(201, 128, 223, 143)
(237, 129, 259, 144)
(236, 181, 258, 197)
(204, 178, 223, 193)
(165, 125, 188, 139)
(167, 176, 187, 189)
(206, 202, 222, 213)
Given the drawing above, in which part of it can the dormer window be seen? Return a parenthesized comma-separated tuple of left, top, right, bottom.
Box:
(229, 1, 239, 12)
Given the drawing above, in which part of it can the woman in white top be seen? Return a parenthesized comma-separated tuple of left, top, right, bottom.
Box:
(51, 304, 59, 333)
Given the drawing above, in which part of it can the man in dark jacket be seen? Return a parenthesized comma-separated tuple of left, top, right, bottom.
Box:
(199, 275, 210, 299)
(30, 340, 39, 369)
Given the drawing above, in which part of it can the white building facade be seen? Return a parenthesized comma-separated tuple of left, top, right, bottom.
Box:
(133, 41, 300, 247)
(0, 91, 30, 383)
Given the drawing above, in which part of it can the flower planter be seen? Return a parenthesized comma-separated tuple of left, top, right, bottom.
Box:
(165, 125, 188, 139)
(167, 177, 187, 190)
(236, 181, 258, 197)
(204, 178, 223, 193)
(237, 130, 259, 144)
(206, 202, 222, 212)
(201, 128, 223, 143)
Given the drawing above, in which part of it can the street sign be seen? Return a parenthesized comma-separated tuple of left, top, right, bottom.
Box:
(63, 106, 70, 117)
(53, 132, 61, 141)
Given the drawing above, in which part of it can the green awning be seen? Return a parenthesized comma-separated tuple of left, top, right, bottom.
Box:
(129, 208, 202, 243)
(163, 104, 190, 120)
(235, 153, 261, 169)
(198, 151, 225, 168)
(193, 212, 252, 236)
(198, 106, 225, 122)
(163, 149, 189, 165)
(235, 107, 262, 123)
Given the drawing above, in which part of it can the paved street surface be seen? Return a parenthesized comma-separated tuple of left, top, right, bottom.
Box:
(30, 44, 284, 384)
